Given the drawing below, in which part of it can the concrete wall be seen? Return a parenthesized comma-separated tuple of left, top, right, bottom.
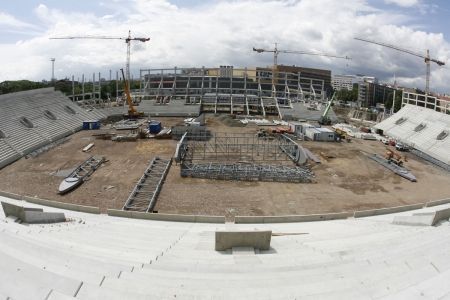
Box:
(22, 196, 100, 214)
(426, 198, 450, 207)
(215, 231, 272, 251)
(107, 209, 225, 223)
(235, 212, 352, 224)
(354, 203, 425, 218)
(0, 190, 22, 200)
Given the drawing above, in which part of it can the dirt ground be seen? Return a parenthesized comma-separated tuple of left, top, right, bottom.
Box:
(1, 115, 449, 216)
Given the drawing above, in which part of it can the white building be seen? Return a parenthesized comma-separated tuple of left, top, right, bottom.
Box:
(332, 75, 355, 91)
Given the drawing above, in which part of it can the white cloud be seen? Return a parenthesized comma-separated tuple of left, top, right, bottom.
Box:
(384, 0, 420, 7)
(0, 0, 449, 93)
(0, 11, 37, 29)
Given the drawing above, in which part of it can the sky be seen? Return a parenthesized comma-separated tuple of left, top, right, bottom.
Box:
(0, 0, 449, 93)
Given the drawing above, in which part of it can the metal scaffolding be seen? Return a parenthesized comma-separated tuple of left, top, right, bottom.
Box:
(123, 157, 172, 212)
(175, 132, 311, 183)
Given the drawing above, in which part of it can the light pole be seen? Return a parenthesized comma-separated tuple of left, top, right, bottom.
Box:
(50, 58, 55, 84)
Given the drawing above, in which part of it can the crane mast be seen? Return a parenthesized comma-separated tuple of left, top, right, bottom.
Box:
(354, 37, 445, 94)
(253, 44, 351, 96)
(50, 30, 150, 83)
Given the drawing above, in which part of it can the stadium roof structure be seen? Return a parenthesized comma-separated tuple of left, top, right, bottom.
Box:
(375, 104, 450, 166)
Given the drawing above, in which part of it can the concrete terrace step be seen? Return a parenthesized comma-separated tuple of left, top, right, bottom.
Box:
(0, 231, 124, 282)
(0, 251, 82, 300)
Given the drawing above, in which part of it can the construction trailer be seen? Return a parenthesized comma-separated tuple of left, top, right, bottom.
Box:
(305, 127, 336, 142)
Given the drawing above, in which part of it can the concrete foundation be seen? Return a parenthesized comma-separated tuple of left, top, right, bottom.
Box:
(215, 230, 272, 251)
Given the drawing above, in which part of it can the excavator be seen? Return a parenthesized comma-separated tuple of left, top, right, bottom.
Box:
(121, 68, 144, 119)
(384, 148, 407, 166)
(318, 92, 336, 125)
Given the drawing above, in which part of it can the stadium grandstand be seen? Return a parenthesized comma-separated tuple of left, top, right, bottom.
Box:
(0, 88, 106, 169)
(375, 92, 450, 170)
(1, 196, 450, 299)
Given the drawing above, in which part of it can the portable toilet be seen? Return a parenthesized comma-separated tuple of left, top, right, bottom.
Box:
(149, 121, 162, 134)
(82, 120, 100, 130)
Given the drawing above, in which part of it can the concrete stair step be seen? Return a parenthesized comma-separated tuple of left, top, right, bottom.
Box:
(0, 251, 82, 300)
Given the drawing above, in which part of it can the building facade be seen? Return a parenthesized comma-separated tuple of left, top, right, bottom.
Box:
(139, 66, 327, 117)
(332, 75, 355, 91)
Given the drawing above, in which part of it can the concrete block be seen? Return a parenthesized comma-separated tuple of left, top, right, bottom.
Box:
(234, 216, 265, 224)
(215, 230, 272, 251)
(354, 203, 425, 218)
(107, 209, 132, 218)
(22, 196, 100, 214)
(432, 208, 450, 225)
(130, 212, 196, 222)
(195, 215, 225, 223)
(262, 212, 352, 223)
(1, 201, 42, 218)
(426, 198, 450, 207)
(1, 201, 66, 224)
(0, 190, 22, 200)
(392, 215, 435, 226)
(22, 211, 66, 224)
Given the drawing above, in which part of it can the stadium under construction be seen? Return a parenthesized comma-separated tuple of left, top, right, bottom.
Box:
(1, 63, 450, 299)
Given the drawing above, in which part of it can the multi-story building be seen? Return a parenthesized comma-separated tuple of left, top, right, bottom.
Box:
(140, 66, 327, 117)
(358, 81, 396, 108)
(332, 75, 355, 91)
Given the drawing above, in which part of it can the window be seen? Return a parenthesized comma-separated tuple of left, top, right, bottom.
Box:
(44, 110, 57, 120)
(437, 131, 448, 141)
(64, 105, 76, 115)
(395, 117, 407, 125)
(19, 117, 34, 128)
(414, 123, 426, 132)
(0, 130, 5, 139)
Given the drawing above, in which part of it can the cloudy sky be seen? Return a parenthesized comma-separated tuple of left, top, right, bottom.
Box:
(0, 0, 449, 93)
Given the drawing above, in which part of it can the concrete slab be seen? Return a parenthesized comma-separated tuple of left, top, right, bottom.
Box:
(215, 230, 272, 251)
(392, 215, 435, 226)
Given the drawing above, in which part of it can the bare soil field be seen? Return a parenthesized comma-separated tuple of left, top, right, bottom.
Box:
(1, 115, 449, 216)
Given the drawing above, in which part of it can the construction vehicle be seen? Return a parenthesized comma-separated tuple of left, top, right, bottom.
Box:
(355, 37, 445, 94)
(318, 92, 336, 125)
(121, 68, 144, 119)
(384, 148, 406, 166)
(333, 127, 352, 142)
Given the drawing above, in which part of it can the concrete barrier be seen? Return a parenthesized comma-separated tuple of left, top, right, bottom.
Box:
(215, 230, 272, 251)
(22, 196, 101, 214)
(234, 216, 265, 224)
(433, 208, 450, 225)
(425, 198, 450, 207)
(107, 209, 225, 223)
(235, 212, 352, 224)
(1, 201, 66, 224)
(194, 215, 226, 223)
(0, 190, 22, 200)
(354, 203, 425, 218)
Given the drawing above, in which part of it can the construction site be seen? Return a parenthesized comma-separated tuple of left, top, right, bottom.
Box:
(0, 83, 449, 218)
(1, 28, 450, 299)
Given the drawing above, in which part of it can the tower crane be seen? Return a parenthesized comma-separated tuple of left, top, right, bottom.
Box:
(253, 43, 351, 96)
(50, 30, 150, 83)
(354, 37, 445, 94)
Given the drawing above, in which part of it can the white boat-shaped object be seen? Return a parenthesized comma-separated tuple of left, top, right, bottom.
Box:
(58, 177, 82, 194)
(58, 156, 106, 194)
